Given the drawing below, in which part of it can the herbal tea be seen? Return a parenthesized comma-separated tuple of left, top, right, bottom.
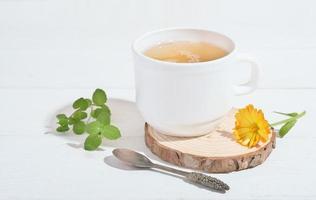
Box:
(144, 41, 228, 63)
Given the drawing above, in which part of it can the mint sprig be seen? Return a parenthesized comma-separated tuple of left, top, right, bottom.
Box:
(56, 88, 121, 151)
(270, 111, 306, 138)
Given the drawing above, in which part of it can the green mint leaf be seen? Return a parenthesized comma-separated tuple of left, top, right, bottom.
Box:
(85, 98, 92, 106)
(56, 114, 68, 126)
(73, 121, 85, 135)
(73, 98, 89, 110)
(279, 119, 297, 138)
(97, 110, 110, 125)
(73, 98, 83, 109)
(91, 106, 111, 118)
(72, 110, 87, 120)
(68, 117, 77, 125)
(58, 120, 68, 127)
(92, 89, 107, 106)
(57, 118, 68, 127)
(101, 125, 121, 140)
(274, 111, 298, 117)
(91, 108, 102, 118)
(86, 121, 103, 135)
(57, 114, 67, 120)
(84, 134, 102, 151)
(100, 104, 111, 115)
(56, 125, 69, 132)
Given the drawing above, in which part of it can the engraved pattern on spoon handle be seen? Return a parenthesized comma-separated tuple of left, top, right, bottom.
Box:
(185, 172, 230, 191)
(152, 164, 230, 192)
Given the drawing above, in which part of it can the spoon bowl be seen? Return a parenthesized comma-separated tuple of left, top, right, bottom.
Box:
(112, 148, 153, 168)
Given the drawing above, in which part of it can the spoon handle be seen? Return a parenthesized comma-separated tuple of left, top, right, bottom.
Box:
(152, 163, 188, 176)
(152, 163, 229, 191)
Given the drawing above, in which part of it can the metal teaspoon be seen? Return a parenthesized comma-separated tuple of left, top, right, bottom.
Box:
(112, 148, 230, 192)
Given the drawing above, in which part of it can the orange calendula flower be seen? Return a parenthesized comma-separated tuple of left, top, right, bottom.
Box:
(234, 104, 271, 148)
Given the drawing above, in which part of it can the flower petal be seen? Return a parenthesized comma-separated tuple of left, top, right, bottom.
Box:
(233, 104, 271, 148)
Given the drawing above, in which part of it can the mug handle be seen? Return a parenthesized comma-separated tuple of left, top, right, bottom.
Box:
(233, 54, 259, 95)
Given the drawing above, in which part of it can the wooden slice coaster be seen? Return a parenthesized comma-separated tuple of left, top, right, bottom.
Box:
(145, 109, 276, 173)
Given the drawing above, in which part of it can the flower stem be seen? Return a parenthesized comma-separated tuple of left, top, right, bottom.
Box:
(270, 111, 306, 126)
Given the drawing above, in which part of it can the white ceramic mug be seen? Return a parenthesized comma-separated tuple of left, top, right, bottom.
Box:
(132, 28, 259, 137)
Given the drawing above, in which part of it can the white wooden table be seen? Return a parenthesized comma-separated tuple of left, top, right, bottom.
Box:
(1, 0, 316, 199)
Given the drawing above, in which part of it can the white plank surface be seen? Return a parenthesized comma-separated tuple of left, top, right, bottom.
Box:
(1, 0, 316, 89)
(1, 0, 316, 199)
(1, 135, 315, 200)
(0, 88, 315, 199)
